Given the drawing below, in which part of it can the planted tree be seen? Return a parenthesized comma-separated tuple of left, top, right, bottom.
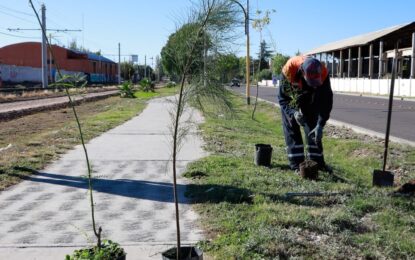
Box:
(29, 1, 125, 259)
(160, 0, 239, 258)
(251, 9, 274, 119)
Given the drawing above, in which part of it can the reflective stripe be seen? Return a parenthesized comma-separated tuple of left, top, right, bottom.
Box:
(308, 153, 323, 157)
(293, 145, 304, 148)
(288, 153, 305, 158)
(308, 145, 319, 149)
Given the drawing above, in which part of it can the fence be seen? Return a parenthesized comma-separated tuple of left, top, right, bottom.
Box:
(331, 78, 415, 97)
(258, 78, 415, 97)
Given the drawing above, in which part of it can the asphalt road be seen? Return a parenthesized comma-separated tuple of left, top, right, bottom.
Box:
(230, 85, 415, 143)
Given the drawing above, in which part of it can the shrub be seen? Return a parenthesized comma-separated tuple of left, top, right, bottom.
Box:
(139, 78, 155, 92)
(118, 81, 135, 98)
(66, 240, 126, 260)
(165, 81, 177, 88)
(257, 69, 272, 80)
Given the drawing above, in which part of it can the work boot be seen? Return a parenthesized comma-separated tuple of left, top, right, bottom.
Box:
(319, 163, 333, 174)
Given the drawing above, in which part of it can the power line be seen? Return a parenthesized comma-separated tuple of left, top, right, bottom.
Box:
(0, 9, 36, 24)
(0, 3, 35, 17)
(0, 30, 39, 39)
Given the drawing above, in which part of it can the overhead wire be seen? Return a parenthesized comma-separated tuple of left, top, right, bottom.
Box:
(0, 3, 35, 17)
(0, 9, 36, 24)
(0, 30, 39, 39)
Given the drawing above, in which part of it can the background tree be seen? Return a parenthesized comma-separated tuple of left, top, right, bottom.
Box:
(160, 23, 206, 78)
(155, 55, 164, 82)
(214, 53, 240, 82)
(68, 39, 101, 55)
(272, 53, 290, 75)
(257, 40, 273, 70)
(120, 62, 135, 81)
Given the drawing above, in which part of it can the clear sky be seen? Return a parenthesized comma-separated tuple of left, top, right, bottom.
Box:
(1, 0, 414, 66)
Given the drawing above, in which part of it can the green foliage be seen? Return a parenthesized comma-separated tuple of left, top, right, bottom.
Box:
(139, 78, 154, 92)
(135, 64, 154, 81)
(165, 81, 177, 88)
(160, 23, 206, 77)
(257, 40, 273, 70)
(66, 240, 126, 260)
(257, 69, 272, 80)
(214, 54, 240, 82)
(120, 62, 135, 81)
(118, 81, 135, 98)
(272, 53, 290, 75)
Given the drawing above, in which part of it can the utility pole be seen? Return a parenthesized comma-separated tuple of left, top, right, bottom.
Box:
(41, 4, 48, 88)
(49, 33, 53, 82)
(144, 55, 147, 78)
(118, 43, 121, 84)
(204, 32, 207, 87)
(230, 0, 250, 104)
(246, 0, 250, 104)
(150, 56, 154, 79)
(8, 3, 81, 88)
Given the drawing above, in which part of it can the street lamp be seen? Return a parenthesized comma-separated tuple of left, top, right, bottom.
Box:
(230, 0, 250, 105)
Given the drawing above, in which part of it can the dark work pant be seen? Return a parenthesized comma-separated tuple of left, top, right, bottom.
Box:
(281, 111, 325, 170)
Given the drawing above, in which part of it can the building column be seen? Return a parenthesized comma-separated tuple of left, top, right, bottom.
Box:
(379, 41, 384, 78)
(331, 51, 335, 77)
(319, 53, 322, 61)
(357, 46, 362, 78)
(411, 32, 415, 79)
(369, 44, 374, 79)
(348, 48, 352, 78)
(339, 50, 344, 78)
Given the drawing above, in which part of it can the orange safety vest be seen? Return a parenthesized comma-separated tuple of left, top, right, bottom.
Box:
(282, 56, 328, 89)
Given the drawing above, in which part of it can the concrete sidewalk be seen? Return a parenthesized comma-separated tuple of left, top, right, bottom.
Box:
(0, 96, 207, 259)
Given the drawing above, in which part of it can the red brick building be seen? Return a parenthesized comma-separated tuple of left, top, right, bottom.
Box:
(0, 42, 117, 84)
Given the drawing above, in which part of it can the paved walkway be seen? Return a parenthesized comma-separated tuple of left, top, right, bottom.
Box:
(0, 96, 207, 259)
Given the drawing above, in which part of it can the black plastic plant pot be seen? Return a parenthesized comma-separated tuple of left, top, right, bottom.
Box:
(254, 144, 272, 167)
(373, 170, 394, 187)
(161, 246, 203, 260)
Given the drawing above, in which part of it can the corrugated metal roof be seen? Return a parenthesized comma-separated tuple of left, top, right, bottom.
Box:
(70, 49, 115, 63)
(305, 22, 412, 55)
(87, 52, 115, 63)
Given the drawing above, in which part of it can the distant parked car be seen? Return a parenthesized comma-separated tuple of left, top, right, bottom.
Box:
(230, 78, 240, 87)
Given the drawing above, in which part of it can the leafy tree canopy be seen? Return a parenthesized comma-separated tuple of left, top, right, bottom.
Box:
(160, 23, 208, 77)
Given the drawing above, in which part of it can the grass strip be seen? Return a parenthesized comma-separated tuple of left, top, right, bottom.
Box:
(184, 92, 415, 259)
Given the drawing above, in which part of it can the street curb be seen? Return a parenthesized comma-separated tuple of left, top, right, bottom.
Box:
(0, 91, 118, 122)
(249, 94, 415, 147)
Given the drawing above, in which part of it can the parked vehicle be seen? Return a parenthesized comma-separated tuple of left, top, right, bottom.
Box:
(231, 78, 240, 87)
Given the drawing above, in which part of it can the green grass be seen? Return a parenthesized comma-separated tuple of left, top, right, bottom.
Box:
(134, 91, 159, 98)
(184, 93, 415, 259)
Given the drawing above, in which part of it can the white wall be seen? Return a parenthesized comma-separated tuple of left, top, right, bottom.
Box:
(258, 80, 275, 87)
(0, 64, 85, 84)
(0, 64, 42, 83)
(330, 78, 415, 97)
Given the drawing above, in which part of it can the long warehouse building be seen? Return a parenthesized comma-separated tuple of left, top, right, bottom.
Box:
(306, 21, 415, 97)
(0, 42, 117, 85)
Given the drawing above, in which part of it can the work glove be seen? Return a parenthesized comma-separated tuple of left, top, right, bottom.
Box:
(309, 124, 323, 144)
(293, 111, 305, 126)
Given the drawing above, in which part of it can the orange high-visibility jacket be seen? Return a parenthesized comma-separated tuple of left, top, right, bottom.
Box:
(282, 56, 328, 89)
